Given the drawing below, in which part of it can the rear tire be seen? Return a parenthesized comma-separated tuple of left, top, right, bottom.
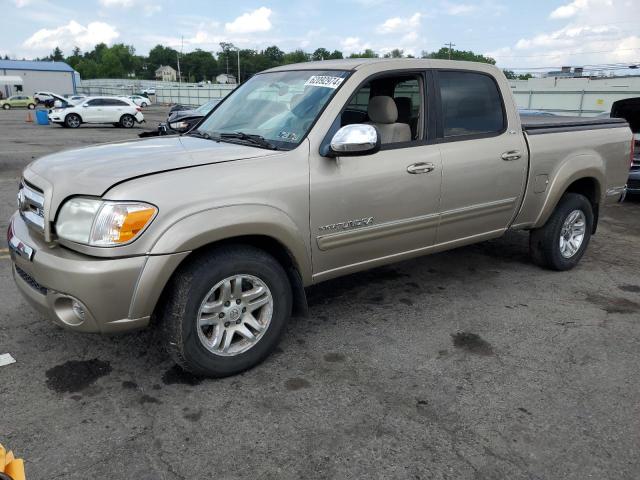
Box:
(159, 245, 293, 377)
(120, 114, 135, 128)
(141, 102, 148, 108)
(529, 193, 593, 271)
(65, 113, 81, 128)
(27, 103, 35, 109)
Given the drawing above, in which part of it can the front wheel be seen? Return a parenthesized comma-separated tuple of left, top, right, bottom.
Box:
(141, 102, 148, 108)
(27, 103, 35, 109)
(159, 245, 293, 377)
(65, 113, 81, 128)
(529, 193, 593, 271)
(2, 104, 10, 110)
(120, 114, 135, 128)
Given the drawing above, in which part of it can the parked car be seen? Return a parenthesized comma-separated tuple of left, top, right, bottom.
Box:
(141, 87, 156, 95)
(141, 99, 219, 137)
(67, 95, 88, 105)
(1, 95, 36, 110)
(127, 95, 152, 108)
(8, 59, 632, 377)
(34, 91, 67, 107)
(47, 96, 144, 128)
(600, 97, 640, 196)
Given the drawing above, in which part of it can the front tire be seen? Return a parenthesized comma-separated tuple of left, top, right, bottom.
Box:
(160, 245, 293, 377)
(120, 114, 135, 128)
(2, 104, 10, 110)
(27, 103, 35, 109)
(529, 193, 593, 271)
(65, 113, 81, 128)
(141, 102, 148, 108)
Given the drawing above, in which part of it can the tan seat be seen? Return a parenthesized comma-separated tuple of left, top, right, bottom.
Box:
(365, 96, 411, 144)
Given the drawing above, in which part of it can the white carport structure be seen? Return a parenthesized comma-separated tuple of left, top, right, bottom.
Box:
(0, 75, 23, 98)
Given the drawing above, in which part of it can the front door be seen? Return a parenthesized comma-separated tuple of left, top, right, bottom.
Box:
(434, 70, 528, 244)
(309, 71, 442, 280)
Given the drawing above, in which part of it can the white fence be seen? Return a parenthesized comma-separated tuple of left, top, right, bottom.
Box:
(78, 79, 236, 106)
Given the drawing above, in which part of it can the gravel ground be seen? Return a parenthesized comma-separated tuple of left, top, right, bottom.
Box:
(1, 105, 639, 479)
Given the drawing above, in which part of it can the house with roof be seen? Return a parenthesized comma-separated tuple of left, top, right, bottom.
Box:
(155, 65, 177, 82)
(0, 59, 77, 98)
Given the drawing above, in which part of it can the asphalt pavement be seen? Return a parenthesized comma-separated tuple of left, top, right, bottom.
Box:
(1, 106, 639, 479)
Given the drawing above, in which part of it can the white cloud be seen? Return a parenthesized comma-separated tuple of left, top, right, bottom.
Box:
(14, 0, 32, 7)
(486, 0, 640, 68)
(99, 0, 161, 15)
(443, 3, 477, 15)
(99, 0, 135, 6)
(341, 36, 370, 53)
(23, 20, 119, 54)
(378, 13, 421, 34)
(549, 0, 590, 19)
(225, 7, 272, 34)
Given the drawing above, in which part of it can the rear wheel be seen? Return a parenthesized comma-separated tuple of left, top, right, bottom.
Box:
(120, 114, 135, 128)
(529, 193, 593, 271)
(159, 245, 292, 377)
(65, 113, 81, 128)
(27, 103, 35, 109)
(141, 102, 148, 108)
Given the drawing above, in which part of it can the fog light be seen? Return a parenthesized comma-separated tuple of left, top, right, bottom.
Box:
(72, 300, 86, 321)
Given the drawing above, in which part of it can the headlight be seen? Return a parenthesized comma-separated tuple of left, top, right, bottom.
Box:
(169, 121, 189, 130)
(56, 198, 157, 247)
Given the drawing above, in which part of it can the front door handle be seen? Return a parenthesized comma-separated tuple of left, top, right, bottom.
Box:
(501, 150, 521, 161)
(407, 162, 436, 174)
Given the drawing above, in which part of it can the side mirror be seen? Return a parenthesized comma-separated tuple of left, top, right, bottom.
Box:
(328, 124, 380, 157)
(53, 100, 62, 108)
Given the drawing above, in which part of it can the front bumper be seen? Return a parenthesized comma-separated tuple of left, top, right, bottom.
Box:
(8, 213, 186, 333)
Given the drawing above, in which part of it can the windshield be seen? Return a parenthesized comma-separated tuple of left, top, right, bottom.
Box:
(196, 69, 350, 150)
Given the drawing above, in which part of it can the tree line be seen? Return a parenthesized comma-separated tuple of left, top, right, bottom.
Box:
(39, 43, 532, 82)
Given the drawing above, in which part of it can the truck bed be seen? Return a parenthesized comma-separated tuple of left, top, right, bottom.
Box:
(521, 115, 628, 135)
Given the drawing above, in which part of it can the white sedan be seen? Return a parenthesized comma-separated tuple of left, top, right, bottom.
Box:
(48, 96, 144, 128)
(126, 95, 153, 107)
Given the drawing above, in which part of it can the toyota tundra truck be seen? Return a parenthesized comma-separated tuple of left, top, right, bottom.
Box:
(8, 59, 632, 377)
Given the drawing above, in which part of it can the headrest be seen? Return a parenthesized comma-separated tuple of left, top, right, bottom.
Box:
(367, 96, 398, 124)
(394, 97, 412, 121)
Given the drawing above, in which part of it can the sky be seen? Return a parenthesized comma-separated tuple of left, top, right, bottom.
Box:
(2, 0, 640, 71)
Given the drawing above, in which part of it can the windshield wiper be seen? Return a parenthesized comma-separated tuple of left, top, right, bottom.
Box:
(219, 132, 279, 150)
(185, 130, 214, 140)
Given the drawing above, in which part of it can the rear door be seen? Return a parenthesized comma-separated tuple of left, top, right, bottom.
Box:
(106, 98, 132, 122)
(434, 70, 527, 244)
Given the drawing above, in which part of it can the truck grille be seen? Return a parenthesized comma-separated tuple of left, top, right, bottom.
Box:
(15, 265, 47, 295)
(17, 180, 45, 232)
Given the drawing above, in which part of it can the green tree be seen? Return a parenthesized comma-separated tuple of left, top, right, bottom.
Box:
(49, 46, 64, 61)
(283, 49, 310, 64)
(328, 50, 343, 59)
(348, 49, 379, 58)
(312, 48, 331, 61)
(383, 48, 404, 58)
(262, 45, 284, 65)
(422, 47, 496, 64)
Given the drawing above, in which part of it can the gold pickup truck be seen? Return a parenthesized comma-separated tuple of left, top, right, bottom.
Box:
(8, 59, 632, 376)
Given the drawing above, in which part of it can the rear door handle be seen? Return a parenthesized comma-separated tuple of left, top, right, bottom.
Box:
(407, 162, 436, 174)
(501, 150, 521, 161)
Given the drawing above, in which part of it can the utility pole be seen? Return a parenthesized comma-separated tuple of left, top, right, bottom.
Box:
(237, 47, 240, 84)
(444, 42, 456, 60)
(177, 35, 183, 84)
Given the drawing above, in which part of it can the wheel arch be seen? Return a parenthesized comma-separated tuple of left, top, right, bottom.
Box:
(532, 154, 605, 232)
(130, 205, 312, 322)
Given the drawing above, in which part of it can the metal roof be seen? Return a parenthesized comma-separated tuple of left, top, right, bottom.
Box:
(0, 60, 74, 73)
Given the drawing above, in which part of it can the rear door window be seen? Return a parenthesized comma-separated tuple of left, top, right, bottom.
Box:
(437, 71, 505, 138)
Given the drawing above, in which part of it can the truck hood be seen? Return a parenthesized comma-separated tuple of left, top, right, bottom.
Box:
(24, 135, 278, 218)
